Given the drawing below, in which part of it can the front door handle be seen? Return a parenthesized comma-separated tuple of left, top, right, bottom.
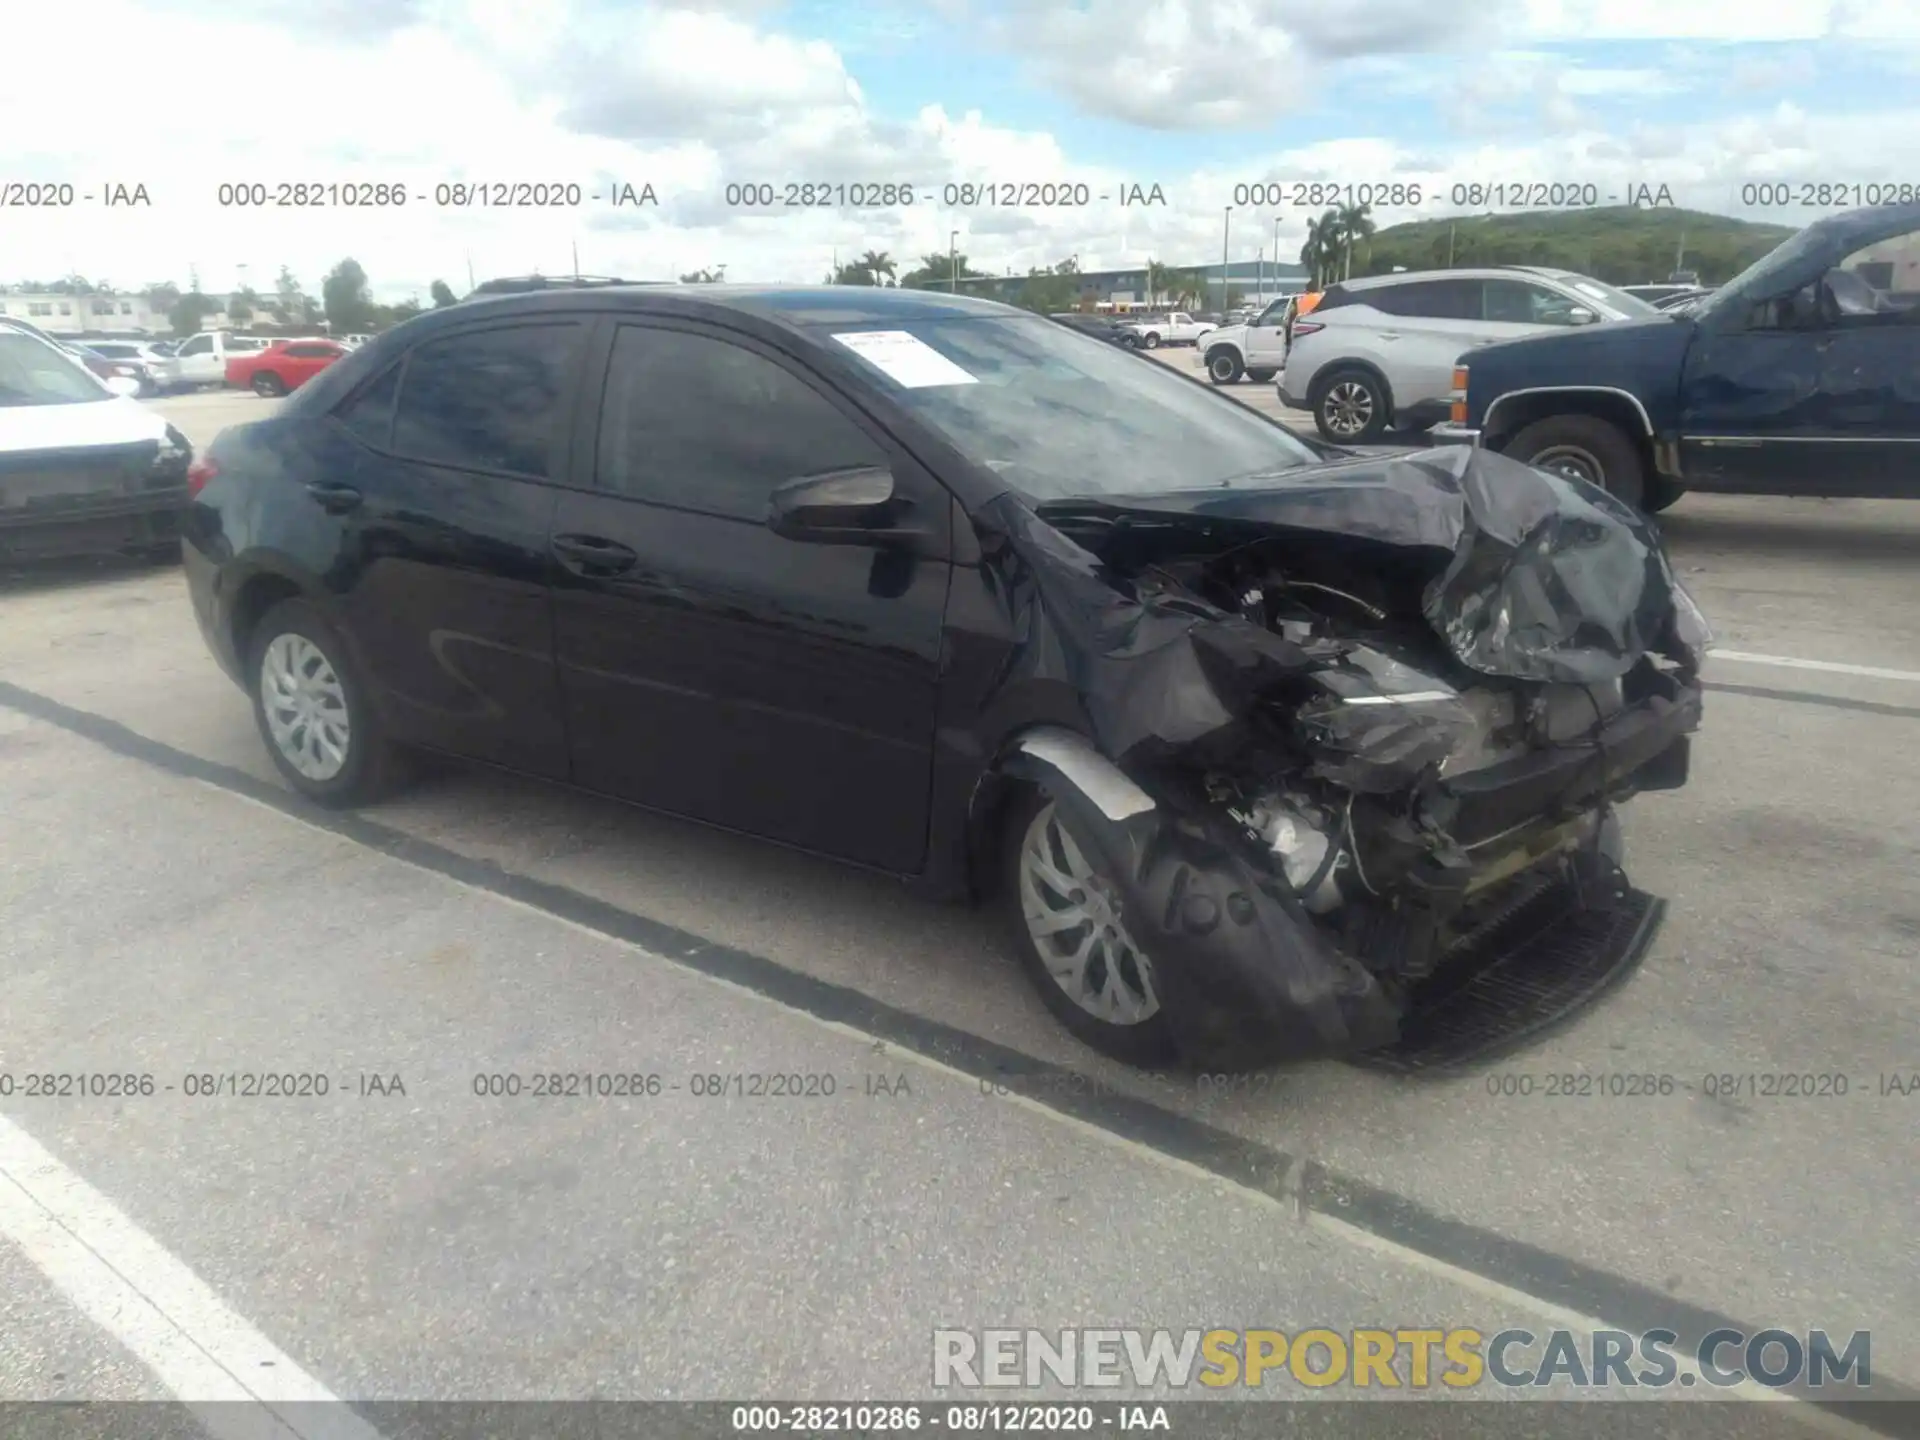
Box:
(1375, 331, 1400, 341)
(552, 533, 638, 576)
(304, 482, 362, 514)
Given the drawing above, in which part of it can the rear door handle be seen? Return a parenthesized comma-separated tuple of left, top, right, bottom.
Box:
(1375, 331, 1400, 341)
(304, 482, 362, 514)
(551, 533, 638, 576)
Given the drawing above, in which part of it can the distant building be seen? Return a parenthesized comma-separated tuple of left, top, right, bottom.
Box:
(947, 259, 1308, 311)
(0, 290, 173, 336)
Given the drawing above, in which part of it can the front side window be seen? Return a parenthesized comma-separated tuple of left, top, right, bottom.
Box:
(179, 335, 212, 356)
(596, 326, 887, 521)
(1484, 280, 1583, 325)
(390, 323, 582, 477)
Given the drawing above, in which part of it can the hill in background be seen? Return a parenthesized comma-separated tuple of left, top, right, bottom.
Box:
(1355, 206, 1795, 286)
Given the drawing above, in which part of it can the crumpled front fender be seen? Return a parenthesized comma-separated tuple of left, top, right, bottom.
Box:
(1004, 729, 1404, 1069)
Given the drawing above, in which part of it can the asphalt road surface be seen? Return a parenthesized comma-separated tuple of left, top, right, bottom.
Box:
(0, 387, 1915, 1436)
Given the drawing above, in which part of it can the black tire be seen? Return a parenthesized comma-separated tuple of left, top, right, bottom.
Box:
(1508, 414, 1646, 510)
(1205, 348, 1245, 385)
(1141, 332, 1161, 350)
(998, 788, 1178, 1067)
(1246, 368, 1276, 383)
(252, 372, 286, 397)
(247, 597, 405, 807)
(1311, 367, 1390, 444)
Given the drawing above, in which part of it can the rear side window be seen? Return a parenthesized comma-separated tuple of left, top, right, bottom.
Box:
(594, 325, 887, 522)
(1372, 280, 1483, 320)
(390, 323, 582, 478)
(284, 343, 336, 359)
(335, 363, 400, 448)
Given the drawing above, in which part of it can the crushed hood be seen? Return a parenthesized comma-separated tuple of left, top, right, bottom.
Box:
(978, 444, 1696, 763)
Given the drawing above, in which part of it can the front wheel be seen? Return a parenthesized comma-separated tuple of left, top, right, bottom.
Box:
(1000, 792, 1177, 1067)
(248, 598, 405, 806)
(1206, 349, 1245, 384)
(1508, 414, 1647, 510)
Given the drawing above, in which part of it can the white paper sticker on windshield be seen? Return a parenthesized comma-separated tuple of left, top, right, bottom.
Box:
(831, 330, 978, 388)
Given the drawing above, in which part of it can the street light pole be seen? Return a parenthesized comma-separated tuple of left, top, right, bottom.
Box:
(1221, 207, 1232, 315)
(1272, 217, 1281, 296)
(949, 230, 958, 293)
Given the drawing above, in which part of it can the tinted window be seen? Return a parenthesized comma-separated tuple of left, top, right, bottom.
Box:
(335, 363, 400, 448)
(391, 324, 581, 477)
(595, 326, 887, 521)
(1484, 279, 1583, 325)
(1374, 280, 1482, 320)
(284, 343, 336, 358)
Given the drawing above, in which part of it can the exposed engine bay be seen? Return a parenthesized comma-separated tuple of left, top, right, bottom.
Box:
(985, 445, 1708, 1069)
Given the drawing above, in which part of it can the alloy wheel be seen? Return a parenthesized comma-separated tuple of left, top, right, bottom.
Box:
(260, 633, 352, 781)
(1322, 381, 1375, 438)
(1017, 803, 1160, 1026)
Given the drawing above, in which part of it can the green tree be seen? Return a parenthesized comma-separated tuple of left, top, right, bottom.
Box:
(429, 280, 458, 308)
(1301, 211, 1343, 288)
(228, 287, 260, 324)
(901, 251, 988, 288)
(678, 267, 727, 283)
(858, 250, 896, 285)
(1335, 203, 1376, 280)
(1014, 257, 1086, 314)
(322, 259, 375, 333)
(170, 293, 220, 336)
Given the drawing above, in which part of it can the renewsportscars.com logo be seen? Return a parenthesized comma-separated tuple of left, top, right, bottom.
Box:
(932, 1328, 1873, 1391)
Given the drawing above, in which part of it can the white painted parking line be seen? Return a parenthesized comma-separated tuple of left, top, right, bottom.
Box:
(1709, 650, 1920, 684)
(0, 1113, 385, 1440)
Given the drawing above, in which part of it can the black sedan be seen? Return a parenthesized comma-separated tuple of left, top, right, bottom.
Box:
(181, 286, 1705, 1071)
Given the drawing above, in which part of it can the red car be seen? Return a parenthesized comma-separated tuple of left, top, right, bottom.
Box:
(225, 338, 347, 396)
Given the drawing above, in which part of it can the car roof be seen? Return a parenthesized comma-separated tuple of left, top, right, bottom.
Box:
(1337, 265, 1568, 291)
(447, 283, 1022, 329)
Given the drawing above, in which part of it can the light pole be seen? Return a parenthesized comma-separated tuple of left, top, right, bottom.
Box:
(1272, 216, 1281, 297)
(1221, 207, 1232, 315)
(949, 230, 958, 293)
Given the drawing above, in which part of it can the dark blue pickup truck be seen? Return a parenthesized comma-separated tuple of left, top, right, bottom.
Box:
(1432, 201, 1920, 511)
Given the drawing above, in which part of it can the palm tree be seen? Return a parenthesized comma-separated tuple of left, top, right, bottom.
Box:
(1300, 211, 1340, 288)
(1335, 203, 1376, 279)
(858, 250, 896, 286)
(1145, 259, 1177, 306)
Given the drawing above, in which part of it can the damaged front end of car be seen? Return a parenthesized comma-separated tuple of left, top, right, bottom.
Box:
(979, 444, 1707, 1071)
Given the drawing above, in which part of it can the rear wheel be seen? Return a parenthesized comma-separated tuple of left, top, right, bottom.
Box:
(1509, 414, 1646, 510)
(1141, 331, 1162, 350)
(252, 372, 286, 397)
(1206, 348, 1245, 384)
(247, 597, 404, 806)
(1000, 791, 1177, 1066)
(1312, 368, 1390, 444)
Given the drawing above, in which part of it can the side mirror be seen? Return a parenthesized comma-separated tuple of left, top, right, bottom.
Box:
(767, 466, 907, 546)
(103, 375, 142, 398)
(1567, 306, 1598, 326)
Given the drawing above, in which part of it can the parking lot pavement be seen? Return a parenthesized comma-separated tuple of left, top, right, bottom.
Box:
(2, 385, 1917, 1425)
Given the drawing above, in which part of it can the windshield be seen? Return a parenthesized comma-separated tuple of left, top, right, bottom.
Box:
(0, 331, 109, 407)
(1692, 226, 1821, 322)
(1550, 274, 1661, 318)
(825, 316, 1322, 500)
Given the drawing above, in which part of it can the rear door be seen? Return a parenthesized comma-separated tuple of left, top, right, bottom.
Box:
(325, 319, 585, 775)
(547, 318, 952, 870)
(1367, 278, 1487, 408)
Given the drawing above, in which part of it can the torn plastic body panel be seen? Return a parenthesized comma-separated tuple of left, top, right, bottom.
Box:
(975, 443, 1704, 1068)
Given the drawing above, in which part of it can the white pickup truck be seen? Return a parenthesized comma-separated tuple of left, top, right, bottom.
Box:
(165, 331, 272, 390)
(1196, 297, 1296, 384)
(1118, 312, 1216, 350)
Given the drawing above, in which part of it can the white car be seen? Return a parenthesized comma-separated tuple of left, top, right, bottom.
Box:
(1278, 267, 1659, 443)
(0, 318, 193, 561)
(165, 331, 274, 390)
(1196, 297, 1295, 384)
(1118, 311, 1216, 349)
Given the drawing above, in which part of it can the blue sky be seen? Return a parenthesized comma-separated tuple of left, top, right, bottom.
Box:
(5, 0, 1919, 295)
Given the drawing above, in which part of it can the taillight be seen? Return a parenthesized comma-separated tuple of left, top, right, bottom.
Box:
(186, 458, 218, 497)
(1290, 321, 1326, 338)
(1449, 365, 1469, 425)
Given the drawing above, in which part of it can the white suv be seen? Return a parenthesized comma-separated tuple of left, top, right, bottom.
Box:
(1279, 267, 1658, 443)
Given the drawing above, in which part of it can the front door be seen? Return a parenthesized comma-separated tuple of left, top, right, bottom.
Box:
(1245, 301, 1290, 369)
(549, 320, 951, 871)
(1681, 212, 1920, 496)
(173, 332, 218, 385)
